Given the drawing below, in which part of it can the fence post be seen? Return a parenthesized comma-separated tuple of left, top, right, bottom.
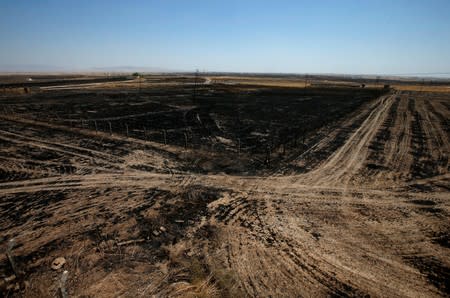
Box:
(163, 129, 167, 145)
(108, 121, 112, 135)
(237, 138, 241, 156)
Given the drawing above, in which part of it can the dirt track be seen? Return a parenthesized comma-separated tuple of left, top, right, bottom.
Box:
(0, 87, 449, 297)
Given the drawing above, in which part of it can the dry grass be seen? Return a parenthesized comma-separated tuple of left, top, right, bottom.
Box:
(392, 84, 450, 92)
(163, 239, 243, 297)
(170, 276, 220, 298)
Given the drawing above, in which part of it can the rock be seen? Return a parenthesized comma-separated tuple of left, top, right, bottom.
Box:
(159, 226, 166, 232)
(152, 230, 160, 236)
(51, 257, 66, 270)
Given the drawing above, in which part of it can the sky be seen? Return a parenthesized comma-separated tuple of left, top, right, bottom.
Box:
(0, 0, 450, 74)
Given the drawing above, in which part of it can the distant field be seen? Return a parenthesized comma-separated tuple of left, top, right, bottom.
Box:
(392, 84, 450, 92)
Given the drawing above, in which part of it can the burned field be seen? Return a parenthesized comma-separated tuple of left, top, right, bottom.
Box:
(0, 76, 449, 297)
(0, 82, 386, 175)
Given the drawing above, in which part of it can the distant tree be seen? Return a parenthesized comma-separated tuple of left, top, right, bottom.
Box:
(132, 72, 140, 77)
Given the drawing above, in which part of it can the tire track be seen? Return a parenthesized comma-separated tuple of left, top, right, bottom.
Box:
(303, 92, 396, 187)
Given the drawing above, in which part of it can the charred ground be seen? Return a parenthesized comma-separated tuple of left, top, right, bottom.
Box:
(0, 75, 449, 297)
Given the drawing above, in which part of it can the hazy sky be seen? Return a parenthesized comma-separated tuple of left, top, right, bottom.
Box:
(1, 0, 449, 74)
